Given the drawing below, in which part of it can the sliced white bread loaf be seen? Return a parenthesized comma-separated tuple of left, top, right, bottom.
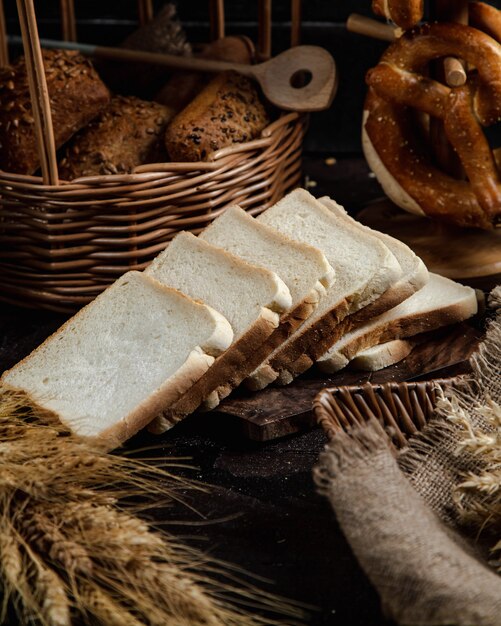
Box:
(1, 272, 233, 449)
(199, 205, 334, 404)
(317, 273, 478, 373)
(351, 339, 414, 371)
(245, 189, 402, 390)
(280, 196, 430, 382)
(145, 231, 292, 432)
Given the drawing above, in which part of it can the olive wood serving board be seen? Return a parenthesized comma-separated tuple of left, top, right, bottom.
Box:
(215, 322, 483, 441)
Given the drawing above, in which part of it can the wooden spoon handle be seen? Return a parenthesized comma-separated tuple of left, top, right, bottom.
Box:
(94, 44, 256, 76)
(8, 36, 256, 76)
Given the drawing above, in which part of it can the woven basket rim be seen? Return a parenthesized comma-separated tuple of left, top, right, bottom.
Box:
(315, 378, 456, 397)
(0, 111, 302, 189)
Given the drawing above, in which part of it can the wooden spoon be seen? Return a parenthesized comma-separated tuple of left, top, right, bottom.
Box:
(9, 36, 338, 112)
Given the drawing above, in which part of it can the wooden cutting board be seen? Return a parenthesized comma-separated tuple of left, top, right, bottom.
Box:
(357, 201, 501, 289)
(215, 322, 483, 441)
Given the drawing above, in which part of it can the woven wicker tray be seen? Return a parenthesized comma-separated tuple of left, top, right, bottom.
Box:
(314, 378, 455, 449)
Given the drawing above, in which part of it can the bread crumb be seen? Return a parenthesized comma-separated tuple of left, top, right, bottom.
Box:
(305, 176, 317, 188)
(324, 157, 336, 166)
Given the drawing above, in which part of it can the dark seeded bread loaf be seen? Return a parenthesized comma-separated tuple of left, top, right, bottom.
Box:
(165, 71, 269, 162)
(59, 96, 175, 179)
(0, 49, 110, 175)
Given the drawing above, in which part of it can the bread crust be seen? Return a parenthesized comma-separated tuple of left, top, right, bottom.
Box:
(98, 4, 191, 98)
(271, 197, 430, 384)
(210, 288, 323, 401)
(149, 306, 280, 433)
(3, 347, 214, 451)
(92, 348, 214, 449)
(155, 36, 255, 111)
(244, 296, 351, 390)
(317, 292, 478, 374)
(151, 288, 322, 430)
(249, 188, 404, 389)
(279, 278, 425, 383)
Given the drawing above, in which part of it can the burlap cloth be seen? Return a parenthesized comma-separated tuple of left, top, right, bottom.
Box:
(314, 286, 501, 626)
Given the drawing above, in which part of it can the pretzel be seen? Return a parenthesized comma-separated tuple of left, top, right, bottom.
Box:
(372, 0, 423, 30)
(469, 1, 501, 41)
(363, 18, 501, 229)
(371, 0, 501, 34)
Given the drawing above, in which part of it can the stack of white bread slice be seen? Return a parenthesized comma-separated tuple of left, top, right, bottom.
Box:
(317, 273, 479, 373)
(1, 189, 479, 449)
(248, 191, 427, 388)
(144, 230, 324, 433)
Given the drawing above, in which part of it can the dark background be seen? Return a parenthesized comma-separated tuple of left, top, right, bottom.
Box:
(3, 0, 499, 154)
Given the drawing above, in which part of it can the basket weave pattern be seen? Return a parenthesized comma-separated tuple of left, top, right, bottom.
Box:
(0, 112, 305, 313)
(314, 380, 456, 449)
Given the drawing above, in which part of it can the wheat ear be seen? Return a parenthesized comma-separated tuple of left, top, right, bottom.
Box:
(0, 387, 304, 625)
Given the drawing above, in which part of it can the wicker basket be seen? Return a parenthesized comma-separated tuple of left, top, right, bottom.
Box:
(0, 0, 306, 313)
(314, 379, 457, 449)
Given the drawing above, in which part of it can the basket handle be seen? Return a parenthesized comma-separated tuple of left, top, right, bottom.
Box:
(0, 0, 8, 66)
(137, 0, 154, 25)
(258, 0, 272, 60)
(16, 0, 59, 184)
(60, 0, 76, 41)
(209, 0, 225, 41)
(291, 0, 302, 47)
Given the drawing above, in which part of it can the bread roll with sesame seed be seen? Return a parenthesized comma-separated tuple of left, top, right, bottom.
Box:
(164, 71, 269, 162)
(59, 96, 175, 180)
(0, 49, 110, 175)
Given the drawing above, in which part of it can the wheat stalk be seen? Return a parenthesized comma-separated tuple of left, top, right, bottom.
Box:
(0, 387, 304, 625)
(438, 291, 501, 571)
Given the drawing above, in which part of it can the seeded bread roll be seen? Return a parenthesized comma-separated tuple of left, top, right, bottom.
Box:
(165, 71, 270, 162)
(59, 96, 175, 179)
(0, 49, 110, 175)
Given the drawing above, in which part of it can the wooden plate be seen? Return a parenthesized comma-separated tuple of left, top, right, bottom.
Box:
(215, 321, 483, 441)
(357, 200, 501, 289)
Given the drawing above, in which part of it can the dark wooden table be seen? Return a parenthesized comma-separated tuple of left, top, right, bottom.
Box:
(0, 157, 405, 626)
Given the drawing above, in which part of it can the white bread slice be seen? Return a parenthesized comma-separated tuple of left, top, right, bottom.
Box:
(199, 205, 335, 403)
(319, 196, 429, 316)
(317, 273, 478, 373)
(351, 339, 414, 371)
(145, 232, 292, 432)
(280, 196, 429, 382)
(245, 189, 402, 390)
(1, 272, 233, 449)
